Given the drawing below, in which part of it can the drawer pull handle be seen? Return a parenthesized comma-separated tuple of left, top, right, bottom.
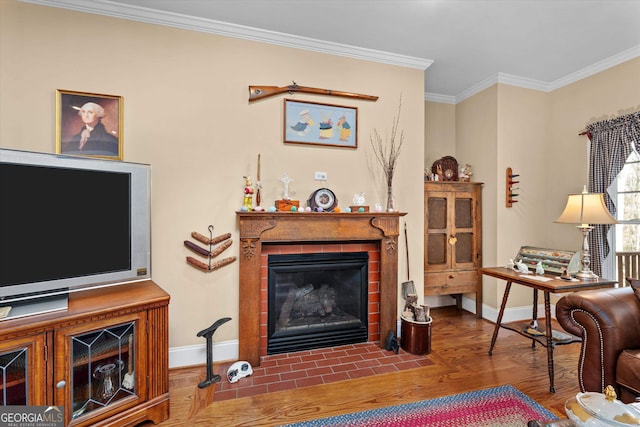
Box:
(56, 380, 66, 389)
(449, 275, 454, 279)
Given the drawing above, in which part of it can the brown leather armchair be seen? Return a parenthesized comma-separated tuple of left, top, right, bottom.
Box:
(556, 285, 640, 403)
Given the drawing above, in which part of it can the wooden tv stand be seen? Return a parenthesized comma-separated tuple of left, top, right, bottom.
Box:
(0, 280, 170, 427)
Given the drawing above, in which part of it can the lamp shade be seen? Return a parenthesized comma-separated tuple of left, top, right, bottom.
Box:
(555, 188, 617, 226)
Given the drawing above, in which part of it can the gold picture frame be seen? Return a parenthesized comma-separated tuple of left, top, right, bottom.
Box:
(56, 89, 123, 160)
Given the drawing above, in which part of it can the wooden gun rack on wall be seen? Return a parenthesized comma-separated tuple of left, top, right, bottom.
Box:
(506, 167, 519, 207)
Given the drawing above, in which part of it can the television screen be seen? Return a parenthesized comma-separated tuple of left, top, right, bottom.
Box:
(0, 164, 131, 286)
(0, 148, 151, 307)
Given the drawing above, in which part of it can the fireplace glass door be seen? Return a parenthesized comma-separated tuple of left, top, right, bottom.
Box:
(267, 252, 368, 354)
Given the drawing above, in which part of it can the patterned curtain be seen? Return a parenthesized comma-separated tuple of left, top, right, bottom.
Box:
(586, 111, 640, 276)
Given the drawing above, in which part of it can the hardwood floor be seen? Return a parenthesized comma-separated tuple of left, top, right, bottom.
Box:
(151, 306, 581, 426)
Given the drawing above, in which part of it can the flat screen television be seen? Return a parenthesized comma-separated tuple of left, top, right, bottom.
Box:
(0, 148, 151, 319)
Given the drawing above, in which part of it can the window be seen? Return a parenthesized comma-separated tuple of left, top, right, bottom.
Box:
(615, 149, 640, 252)
(606, 149, 640, 281)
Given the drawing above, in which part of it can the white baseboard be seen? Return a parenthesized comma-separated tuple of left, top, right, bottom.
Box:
(440, 296, 556, 323)
(168, 297, 557, 369)
(169, 339, 238, 369)
(427, 294, 557, 324)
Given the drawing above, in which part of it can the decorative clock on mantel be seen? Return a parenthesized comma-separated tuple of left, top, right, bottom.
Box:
(308, 188, 338, 212)
(431, 156, 459, 181)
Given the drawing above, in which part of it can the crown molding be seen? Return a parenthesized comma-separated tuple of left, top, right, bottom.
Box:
(20, 0, 433, 71)
(454, 74, 500, 103)
(497, 72, 549, 92)
(427, 45, 640, 104)
(425, 92, 456, 104)
(19, 0, 639, 104)
(453, 72, 550, 103)
(547, 44, 640, 92)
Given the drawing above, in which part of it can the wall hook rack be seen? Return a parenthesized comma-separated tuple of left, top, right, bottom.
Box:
(184, 225, 236, 271)
(506, 167, 519, 208)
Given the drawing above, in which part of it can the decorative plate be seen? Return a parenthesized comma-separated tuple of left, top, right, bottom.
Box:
(565, 389, 640, 427)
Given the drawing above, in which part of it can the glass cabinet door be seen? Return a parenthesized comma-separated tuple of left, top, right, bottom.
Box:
(70, 322, 135, 419)
(0, 347, 27, 405)
(0, 334, 47, 406)
(55, 309, 147, 426)
(425, 187, 479, 272)
(452, 192, 477, 269)
(425, 192, 449, 270)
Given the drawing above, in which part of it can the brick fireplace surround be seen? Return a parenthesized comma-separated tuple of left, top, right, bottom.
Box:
(237, 211, 405, 367)
(261, 242, 379, 355)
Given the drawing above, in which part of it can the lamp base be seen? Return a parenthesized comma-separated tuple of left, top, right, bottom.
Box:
(575, 269, 599, 281)
(576, 225, 598, 281)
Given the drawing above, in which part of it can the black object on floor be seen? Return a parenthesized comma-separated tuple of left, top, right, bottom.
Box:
(197, 317, 232, 388)
(385, 330, 399, 354)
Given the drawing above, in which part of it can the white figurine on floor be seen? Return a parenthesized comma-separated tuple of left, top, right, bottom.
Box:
(535, 261, 545, 275)
(515, 260, 530, 274)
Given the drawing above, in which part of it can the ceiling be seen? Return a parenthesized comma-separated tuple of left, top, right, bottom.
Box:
(29, 0, 640, 102)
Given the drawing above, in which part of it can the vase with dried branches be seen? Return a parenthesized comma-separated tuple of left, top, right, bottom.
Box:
(370, 97, 404, 212)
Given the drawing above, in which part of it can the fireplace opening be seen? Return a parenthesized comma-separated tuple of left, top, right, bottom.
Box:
(267, 251, 369, 354)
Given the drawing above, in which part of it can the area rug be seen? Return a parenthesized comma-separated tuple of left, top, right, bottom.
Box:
(282, 384, 557, 427)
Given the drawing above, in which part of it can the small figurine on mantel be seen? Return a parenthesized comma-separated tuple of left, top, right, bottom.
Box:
(350, 192, 369, 212)
(275, 173, 300, 211)
(280, 173, 294, 200)
(242, 176, 254, 211)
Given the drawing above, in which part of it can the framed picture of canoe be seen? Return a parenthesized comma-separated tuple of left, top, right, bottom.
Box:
(283, 99, 357, 149)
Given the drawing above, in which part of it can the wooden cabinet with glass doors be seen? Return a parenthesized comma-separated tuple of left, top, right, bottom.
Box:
(424, 182, 483, 318)
(0, 280, 169, 427)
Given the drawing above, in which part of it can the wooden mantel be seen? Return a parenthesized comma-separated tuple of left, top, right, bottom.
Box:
(237, 211, 406, 367)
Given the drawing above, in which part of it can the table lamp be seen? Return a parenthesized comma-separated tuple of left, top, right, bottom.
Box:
(555, 186, 617, 280)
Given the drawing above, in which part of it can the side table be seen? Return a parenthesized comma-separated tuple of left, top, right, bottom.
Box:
(481, 267, 617, 393)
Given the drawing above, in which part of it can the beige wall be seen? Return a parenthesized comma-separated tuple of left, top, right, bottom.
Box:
(0, 1, 426, 349)
(434, 58, 640, 311)
(424, 101, 455, 170)
(494, 85, 549, 307)
(546, 58, 640, 252)
(455, 87, 499, 306)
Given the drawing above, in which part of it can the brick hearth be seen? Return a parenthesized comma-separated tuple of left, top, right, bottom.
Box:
(213, 341, 433, 401)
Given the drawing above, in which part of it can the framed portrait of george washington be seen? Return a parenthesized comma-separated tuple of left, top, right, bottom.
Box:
(56, 90, 123, 160)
